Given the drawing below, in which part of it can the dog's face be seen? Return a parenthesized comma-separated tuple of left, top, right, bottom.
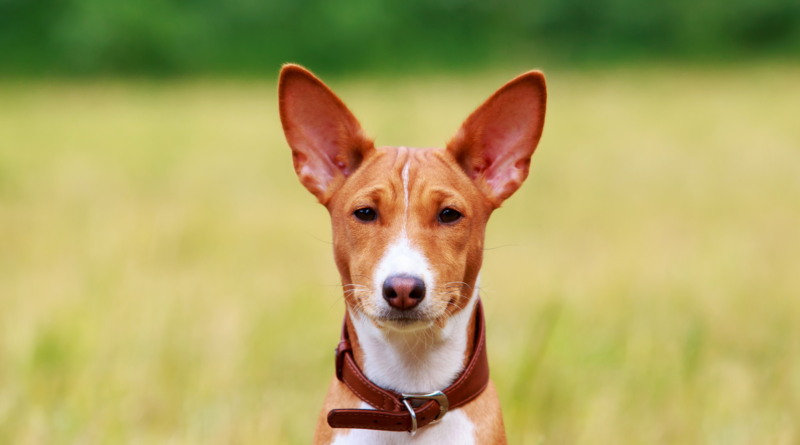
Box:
(279, 65, 546, 331)
(325, 146, 491, 330)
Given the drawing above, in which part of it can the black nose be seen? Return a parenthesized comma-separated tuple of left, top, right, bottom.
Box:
(382, 275, 426, 310)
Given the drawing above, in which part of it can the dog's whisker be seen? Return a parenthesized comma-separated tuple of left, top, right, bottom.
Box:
(342, 284, 367, 289)
(443, 281, 473, 290)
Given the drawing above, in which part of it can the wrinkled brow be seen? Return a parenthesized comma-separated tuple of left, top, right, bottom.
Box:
(425, 187, 461, 201)
(349, 185, 394, 205)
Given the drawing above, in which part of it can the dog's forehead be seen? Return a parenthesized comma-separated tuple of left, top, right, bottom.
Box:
(329, 146, 491, 219)
(345, 146, 471, 195)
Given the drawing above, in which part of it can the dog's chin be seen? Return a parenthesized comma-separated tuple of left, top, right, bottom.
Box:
(372, 309, 433, 332)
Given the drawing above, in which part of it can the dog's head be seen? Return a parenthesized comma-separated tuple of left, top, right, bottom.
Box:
(278, 65, 546, 332)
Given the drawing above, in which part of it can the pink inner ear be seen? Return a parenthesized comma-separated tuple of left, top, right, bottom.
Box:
(447, 71, 546, 205)
(483, 118, 527, 177)
(279, 65, 373, 202)
(484, 125, 525, 161)
(481, 85, 544, 192)
(285, 83, 346, 166)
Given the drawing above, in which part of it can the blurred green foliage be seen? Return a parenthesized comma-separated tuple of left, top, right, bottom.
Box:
(2, 0, 800, 75)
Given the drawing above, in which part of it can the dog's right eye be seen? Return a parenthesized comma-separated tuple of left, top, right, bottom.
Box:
(439, 208, 462, 224)
(353, 208, 377, 222)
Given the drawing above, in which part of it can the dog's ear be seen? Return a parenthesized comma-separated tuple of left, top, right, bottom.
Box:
(278, 64, 374, 204)
(447, 71, 547, 208)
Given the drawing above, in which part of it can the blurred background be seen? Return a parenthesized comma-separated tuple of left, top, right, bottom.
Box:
(1, 1, 800, 444)
(3, 0, 800, 75)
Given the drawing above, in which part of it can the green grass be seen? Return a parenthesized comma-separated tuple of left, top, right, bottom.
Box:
(1, 66, 800, 444)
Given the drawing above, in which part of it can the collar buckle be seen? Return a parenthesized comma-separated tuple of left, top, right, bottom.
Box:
(400, 391, 449, 435)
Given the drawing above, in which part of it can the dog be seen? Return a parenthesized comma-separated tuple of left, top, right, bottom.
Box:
(278, 64, 546, 444)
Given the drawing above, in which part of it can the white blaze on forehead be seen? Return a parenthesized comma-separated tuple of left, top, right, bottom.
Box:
(402, 152, 410, 228)
(372, 149, 435, 306)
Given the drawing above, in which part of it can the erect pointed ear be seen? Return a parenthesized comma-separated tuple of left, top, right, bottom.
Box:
(278, 64, 374, 204)
(447, 71, 547, 208)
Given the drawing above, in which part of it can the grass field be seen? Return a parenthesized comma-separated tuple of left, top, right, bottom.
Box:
(1, 66, 800, 444)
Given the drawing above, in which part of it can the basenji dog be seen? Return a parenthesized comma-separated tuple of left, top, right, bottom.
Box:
(278, 65, 546, 444)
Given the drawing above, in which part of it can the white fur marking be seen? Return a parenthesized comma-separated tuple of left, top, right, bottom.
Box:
(371, 151, 436, 315)
(401, 153, 410, 229)
(372, 235, 436, 313)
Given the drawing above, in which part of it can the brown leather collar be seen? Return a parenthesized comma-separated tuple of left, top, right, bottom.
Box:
(328, 299, 490, 433)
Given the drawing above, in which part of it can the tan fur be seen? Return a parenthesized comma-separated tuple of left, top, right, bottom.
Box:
(461, 381, 507, 445)
(313, 377, 363, 444)
(279, 64, 546, 445)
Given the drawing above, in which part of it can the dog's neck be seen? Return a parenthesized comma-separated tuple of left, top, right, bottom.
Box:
(345, 282, 480, 394)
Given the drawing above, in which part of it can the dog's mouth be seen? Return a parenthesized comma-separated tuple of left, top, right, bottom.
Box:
(372, 308, 433, 331)
(349, 292, 455, 332)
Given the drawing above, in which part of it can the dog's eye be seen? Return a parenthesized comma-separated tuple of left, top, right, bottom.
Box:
(354, 208, 377, 222)
(439, 208, 462, 224)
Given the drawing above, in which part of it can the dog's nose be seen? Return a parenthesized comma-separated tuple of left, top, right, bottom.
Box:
(382, 275, 426, 310)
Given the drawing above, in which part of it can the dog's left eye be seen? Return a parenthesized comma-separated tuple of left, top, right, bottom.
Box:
(439, 208, 462, 224)
(354, 208, 377, 222)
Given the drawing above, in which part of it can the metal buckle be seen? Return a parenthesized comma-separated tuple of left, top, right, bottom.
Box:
(400, 391, 449, 435)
